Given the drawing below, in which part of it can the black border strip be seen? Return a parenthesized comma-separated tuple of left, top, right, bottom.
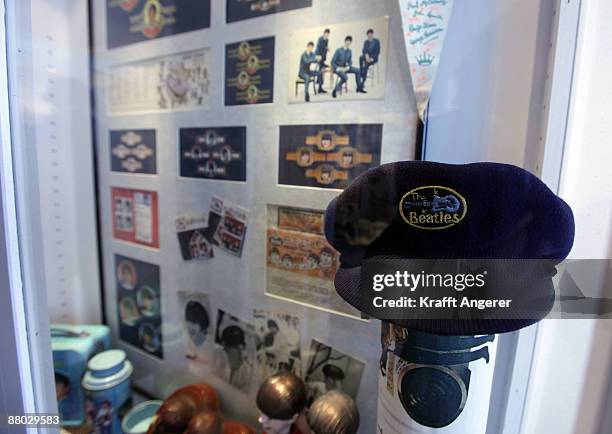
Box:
(87, 0, 107, 325)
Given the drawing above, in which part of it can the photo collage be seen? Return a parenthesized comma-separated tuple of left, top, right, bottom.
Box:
(175, 290, 365, 399)
(102, 0, 396, 414)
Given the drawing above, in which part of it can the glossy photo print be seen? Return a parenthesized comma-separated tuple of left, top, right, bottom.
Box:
(225, 37, 275, 105)
(106, 0, 211, 48)
(288, 16, 389, 103)
(178, 291, 213, 364)
(107, 48, 211, 114)
(116, 255, 163, 358)
(212, 310, 257, 393)
(226, 0, 312, 23)
(278, 124, 382, 189)
(110, 129, 157, 174)
(253, 309, 302, 381)
(179, 127, 247, 181)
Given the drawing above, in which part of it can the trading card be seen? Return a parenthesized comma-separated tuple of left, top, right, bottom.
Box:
(179, 127, 247, 181)
(115, 254, 162, 358)
(107, 0, 211, 49)
(226, 0, 311, 23)
(225, 37, 275, 105)
(110, 129, 157, 174)
(278, 124, 382, 189)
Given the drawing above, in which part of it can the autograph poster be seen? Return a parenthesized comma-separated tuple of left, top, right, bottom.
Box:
(116, 254, 162, 358)
(108, 49, 210, 114)
(226, 0, 312, 23)
(110, 129, 157, 174)
(179, 127, 247, 181)
(112, 187, 159, 249)
(266, 205, 360, 318)
(107, 0, 211, 49)
(278, 124, 382, 189)
(225, 37, 275, 105)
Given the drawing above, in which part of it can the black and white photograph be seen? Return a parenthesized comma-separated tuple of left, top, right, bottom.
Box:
(304, 339, 365, 402)
(110, 129, 157, 174)
(178, 291, 214, 364)
(287, 17, 389, 103)
(253, 310, 302, 381)
(212, 310, 257, 393)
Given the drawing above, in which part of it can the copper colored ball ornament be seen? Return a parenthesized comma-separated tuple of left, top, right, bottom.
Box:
(148, 384, 220, 434)
(185, 410, 223, 434)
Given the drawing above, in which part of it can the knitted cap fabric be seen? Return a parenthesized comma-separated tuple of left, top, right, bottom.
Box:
(324, 161, 575, 335)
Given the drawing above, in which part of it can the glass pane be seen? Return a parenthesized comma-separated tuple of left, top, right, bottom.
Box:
(4, 1, 579, 433)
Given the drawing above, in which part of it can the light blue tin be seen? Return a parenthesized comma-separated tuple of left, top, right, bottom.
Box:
(82, 349, 133, 434)
(51, 324, 111, 426)
(121, 400, 162, 434)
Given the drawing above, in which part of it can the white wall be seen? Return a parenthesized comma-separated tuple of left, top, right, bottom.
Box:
(25, 0, 101, 325)
(425, 0, 556, 167)
(520, 0, 612, 433)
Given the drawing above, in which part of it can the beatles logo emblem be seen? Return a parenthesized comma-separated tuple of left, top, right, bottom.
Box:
(399, 186, 467, 230)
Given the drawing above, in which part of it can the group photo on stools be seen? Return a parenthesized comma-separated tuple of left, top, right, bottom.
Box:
(287, 17, 389, 103)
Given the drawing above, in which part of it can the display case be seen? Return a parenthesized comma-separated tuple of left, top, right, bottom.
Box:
(3, 1, 610, 434)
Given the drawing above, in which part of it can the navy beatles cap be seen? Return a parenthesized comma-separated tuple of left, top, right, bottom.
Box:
(324, 161, 575, 335)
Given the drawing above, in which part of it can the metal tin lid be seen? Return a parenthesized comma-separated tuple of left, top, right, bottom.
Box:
(82, 350, 133, 391)
(121, 400, 162, 434)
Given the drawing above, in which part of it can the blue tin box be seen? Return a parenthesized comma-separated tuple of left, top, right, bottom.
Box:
(51, 324, 111, 426)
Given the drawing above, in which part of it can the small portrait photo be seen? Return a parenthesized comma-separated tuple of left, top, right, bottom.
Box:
(144, 0, 162, 29)
(237, 41, 252, 61)
(298, 149, 312, 167)
(320, 133, 333, 150)
(340, 149, 355, 168)
(114, 197, 124, 212)
(220, 146, 233, 163)
(246, 55, 259, 74)
(178, 291, 213, 362)
(237, 70, 251, 90)
(119, 296, 140, 326)
(304, 339, 365, 403)
(138, 322, 161, 353)
(136, 285, 160, 317)
(212, 310, 256, 393)
(205, 130, 217, 147)
(253, 310, 302, 381)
